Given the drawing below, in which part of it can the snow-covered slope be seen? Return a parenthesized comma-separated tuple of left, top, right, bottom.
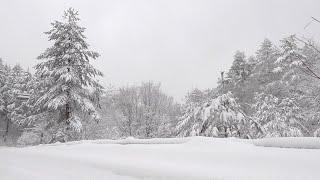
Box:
(1, 137, 320, 180)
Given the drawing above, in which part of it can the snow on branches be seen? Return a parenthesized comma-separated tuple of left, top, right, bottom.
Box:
(176, 92, 248, 138)
(252, 93, 304, 137)
(33, 8, 104, 142)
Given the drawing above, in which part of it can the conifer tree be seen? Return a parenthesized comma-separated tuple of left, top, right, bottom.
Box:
(0, 58, 5, 87)
(253, 39, 280, 87)
(0, 64, 13, 142)
(0, 59, 5, 111)
(0, 63, 31, 142)
(227, 51, 248, 82)
(35, 8, 104, 139)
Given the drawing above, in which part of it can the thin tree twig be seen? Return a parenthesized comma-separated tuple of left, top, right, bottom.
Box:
(294, 35, 320, 55)
(311, 17, 320, 24)
(299, 57, 320, 80)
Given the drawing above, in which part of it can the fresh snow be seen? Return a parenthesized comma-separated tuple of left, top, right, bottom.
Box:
(272, 66, 283, 73)
(1, 137, 320, 180)
(46, 137, 189, 146)
(253, 137, 320, 149)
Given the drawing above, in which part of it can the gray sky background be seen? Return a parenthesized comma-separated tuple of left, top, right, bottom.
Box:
(1, 0, 320, 101)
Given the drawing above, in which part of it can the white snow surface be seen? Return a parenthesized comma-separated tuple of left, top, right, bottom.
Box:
(253, 137, 320, 149)
(1, 137, 320, 180)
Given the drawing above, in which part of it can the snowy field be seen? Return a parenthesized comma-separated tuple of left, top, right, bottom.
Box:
(1, 137, 320, 180)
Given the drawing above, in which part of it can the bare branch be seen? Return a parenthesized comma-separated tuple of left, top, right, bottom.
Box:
(297, 56, 320, 80)
(294, 35, 320, 55)
(311, 16, 320, 24)
(304, 20, 313, 30)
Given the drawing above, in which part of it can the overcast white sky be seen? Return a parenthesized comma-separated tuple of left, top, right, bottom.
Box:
(1, 0, 320, 101)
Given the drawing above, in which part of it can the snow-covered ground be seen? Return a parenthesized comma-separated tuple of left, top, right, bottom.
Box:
(253, 137, 320, 149)
(1, 137, 320, 180)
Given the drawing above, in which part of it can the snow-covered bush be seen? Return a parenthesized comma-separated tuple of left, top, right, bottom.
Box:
(314, 128, 320, 137)
(176, 92, 249, 137)
(17, 131, 41, 146)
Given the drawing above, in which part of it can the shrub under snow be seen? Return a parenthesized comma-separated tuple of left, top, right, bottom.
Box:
(314, 128, 320, 137)
(17, 131, 41, 146)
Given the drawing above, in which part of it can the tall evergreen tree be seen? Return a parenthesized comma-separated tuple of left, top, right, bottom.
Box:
(0, 63, 31, 143)
(35, 8, 103, 140)
(0, 58, 4, 87)
(0, 64, 15, 142)
(0, 59, 5, 111)
(227, 51, 249, 83)
(275, 36, 320, 136)
(253, 39, 280, 87)
(256, 39, 275, 63)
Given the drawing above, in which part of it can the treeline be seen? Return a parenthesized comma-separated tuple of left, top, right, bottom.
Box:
(0, 8, 181, 145)
(2, 8, 320, 146)
(89, 82, 181, 139)
(0, 58, 180, 145)
(176, 37, 320, 138)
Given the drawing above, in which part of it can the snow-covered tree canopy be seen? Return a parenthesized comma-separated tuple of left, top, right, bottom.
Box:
(185, 88, 212, 105)
(274, 35, 317, 82)
(35, 8, 103, 128)
(252, 93, 304, 137)
(176, 92, 248, 138)
(227, 51, 251, 83)
(113, 82, 180, 138)
(276, 36, 305, 67)
(0, 64, 30, 115)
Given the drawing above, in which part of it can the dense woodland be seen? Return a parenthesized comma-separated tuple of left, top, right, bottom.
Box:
(1, 9, 320, 146)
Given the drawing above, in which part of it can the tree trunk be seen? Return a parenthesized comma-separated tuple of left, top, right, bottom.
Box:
(4, 115, 10, 143)
(66, 102, 71, 122)
(40, 132, 44, 144)
(224, 126, 228, 138)
(66, 60, 71, 123)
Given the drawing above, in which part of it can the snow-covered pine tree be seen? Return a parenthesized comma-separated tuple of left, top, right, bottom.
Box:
(7, 65, 31, 122)
(185, 88, 207, 105)
(35, 8, 103, 141)
(252, 93, 304, 137)
(227, 51, 249, 83)
(0, 63, 31, 143)
(274, 36, 320, 135)
(15, 73, 60, 145)
(0, 64, 11, 142)
(300, 44, 320, 136)
(0, 58, 4, 87)
(219, 51, 255, 115)
(0, 59, 5, 112)
(176, 92, 249, 138)
(254, 38, 280, 85)
(256, 39, 277, 63)
(0, 59, 6, 142)
(274, 35, 306, 76)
